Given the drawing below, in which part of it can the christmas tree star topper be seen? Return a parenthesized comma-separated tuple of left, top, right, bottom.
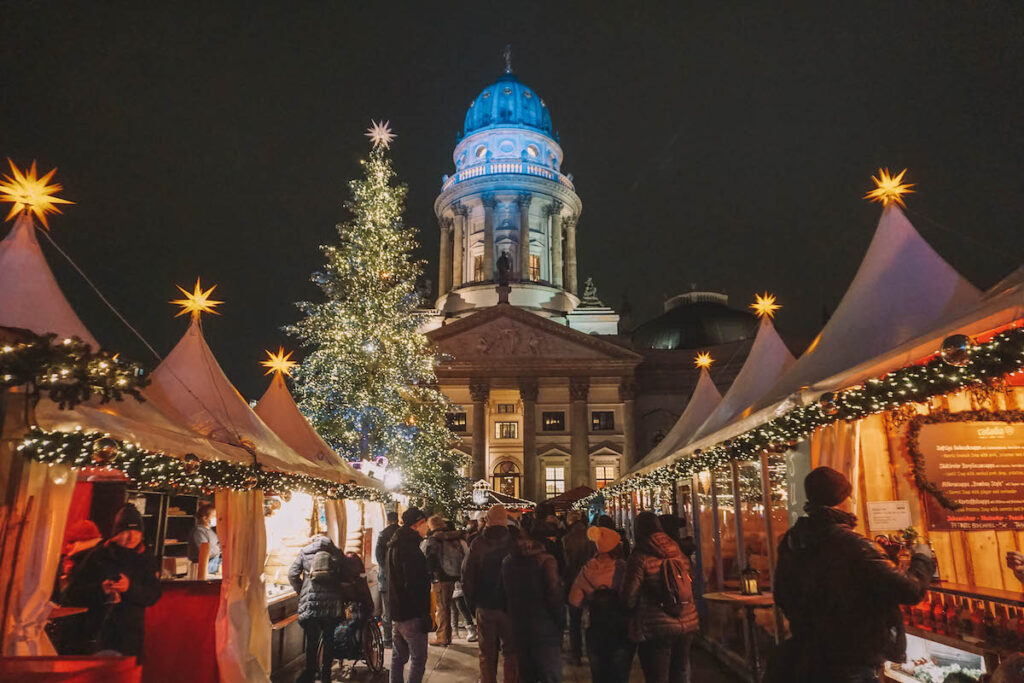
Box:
(0, 159, 74, 229)
(864, 168, 915, 208)
(261, 347, 298, 377)
(171, 278, 223, 320)
(365, 120, 396, 149)
(694, 352, 714, 369)
(751, 292, 781, 319)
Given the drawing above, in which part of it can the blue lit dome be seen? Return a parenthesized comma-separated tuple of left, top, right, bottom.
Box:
(463, 72, 553, 137)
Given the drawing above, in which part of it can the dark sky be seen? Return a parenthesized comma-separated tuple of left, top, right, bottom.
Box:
(3, 2, 1023, 398)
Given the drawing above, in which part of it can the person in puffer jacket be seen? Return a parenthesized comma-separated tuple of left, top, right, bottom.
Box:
(289, 534, 347, 682)
(621, 512, 699, 683)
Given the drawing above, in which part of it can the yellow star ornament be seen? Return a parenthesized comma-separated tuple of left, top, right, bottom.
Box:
(0, 159, 74, 229)
(261, 347, 298, 377)
(750, 292, 781, 319)
(694, 352, 713, 370)
(171, 279, 223, 320)
(864, 168, 915, 208)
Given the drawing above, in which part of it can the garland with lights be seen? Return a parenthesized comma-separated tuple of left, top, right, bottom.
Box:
(0, 331, 148, 408)
(575, 325, 1024, 511)
(17, 427, 392, 504)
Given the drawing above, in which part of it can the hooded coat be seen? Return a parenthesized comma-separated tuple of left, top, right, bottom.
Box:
(501, 536, 564, 643)
(386, 525, 431, 623)
(621, 531, 699, 643)
(772, 506, 934, 675)
(288, 535, 348, 624)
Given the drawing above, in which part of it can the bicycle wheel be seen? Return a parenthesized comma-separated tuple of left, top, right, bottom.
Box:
(362, 619, 385, 673)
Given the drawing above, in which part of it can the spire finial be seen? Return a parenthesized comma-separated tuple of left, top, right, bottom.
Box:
(503, 44, 512, 73)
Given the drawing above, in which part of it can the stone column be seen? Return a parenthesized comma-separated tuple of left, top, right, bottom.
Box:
(564, 214, 579, 295)
(452, 203, 466, 288)
(482, 193, 497, 282)
(548, 201, 563, 288)
(470, 382, 489, 482)
(517, 193, 532, 281)
(438, 216, 452, 296)
(569, 377, 590, 488)
(519, 379, 539, 501)
(619, 381, 637, 467)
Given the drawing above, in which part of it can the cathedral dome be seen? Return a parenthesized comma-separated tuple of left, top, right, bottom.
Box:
(631, 292, 759, 350)
(463, 72, 553, 138)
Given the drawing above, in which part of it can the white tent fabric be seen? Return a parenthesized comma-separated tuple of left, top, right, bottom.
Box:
(691, 316, 795, 442)
(0, 213, 98, 348)
(631, 367, 722, 472)
(254, 373, 381, 489)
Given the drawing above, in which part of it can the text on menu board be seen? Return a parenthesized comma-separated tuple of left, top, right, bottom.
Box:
(918, 420, 1024, 531)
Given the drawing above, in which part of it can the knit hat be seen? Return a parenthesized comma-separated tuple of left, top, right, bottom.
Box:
(804, 466, 853, 507)
(486, 504, 508, 526)
(112, 504, 144, 534)
(587, 525, 620, 554)
(65, 519, 101, 544)
(402, 507, 426, 527)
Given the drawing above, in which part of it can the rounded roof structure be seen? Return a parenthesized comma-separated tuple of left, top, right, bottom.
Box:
(463, 72, 553, 137)
(632, 293, 759, 350)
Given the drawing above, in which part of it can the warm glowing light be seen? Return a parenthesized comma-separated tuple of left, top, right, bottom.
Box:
(365, 120, 396, 149)
(171, 278, 223, 320)
(0, 159, 73, 229)
(694, 352, 713, 369)
(261, 347, 298, 377)
(864, 168, 914, 208)
(750, 292, 781, 319)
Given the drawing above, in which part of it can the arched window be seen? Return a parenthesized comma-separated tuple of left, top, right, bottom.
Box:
(491, 460, 522, 499)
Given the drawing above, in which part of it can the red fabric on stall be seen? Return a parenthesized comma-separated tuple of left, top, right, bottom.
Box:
(61, 481, 94, 547)
(142, 581, 220, 683)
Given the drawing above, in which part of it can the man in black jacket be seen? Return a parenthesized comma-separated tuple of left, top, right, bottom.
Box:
(376, 511, 400, 647)
(771, 466, 935, 683)
(386, 507, 430, 683)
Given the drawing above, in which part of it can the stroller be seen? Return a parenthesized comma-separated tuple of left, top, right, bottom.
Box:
(324, 600, 385, 674)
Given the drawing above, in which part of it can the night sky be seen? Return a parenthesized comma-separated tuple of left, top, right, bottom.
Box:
(3, 2, 1023, 398)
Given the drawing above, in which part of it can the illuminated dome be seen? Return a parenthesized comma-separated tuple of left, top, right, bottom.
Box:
(632, 292, 759, 351)
(463, 72, 553, 138)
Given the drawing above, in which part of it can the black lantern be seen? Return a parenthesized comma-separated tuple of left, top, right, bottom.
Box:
(740, 566, 761, 595)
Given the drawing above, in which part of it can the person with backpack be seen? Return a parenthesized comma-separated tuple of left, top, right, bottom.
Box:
(289, 531, 349, 683)
(621, 512, 699, 683)
(421, 515, 467, 646)
(386, 507, 431, 683)
(569, 526, 634, 683)
(462, 504, 519, 683)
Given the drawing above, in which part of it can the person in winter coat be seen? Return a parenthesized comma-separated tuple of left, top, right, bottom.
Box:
(621, 512, 699, 683)
(376, 511, 400, 647)
(386, 507, 431, 683)
(421, 515, 466, 646)
(502, 524, 565, 683)
(561, 517, 594, 665)
(52, 520, 104, 654)
(462, 504, 519, 683)
(289, 533, 349, 683)
(60, 504, 162, 661)
(569, 526, 635, 683)
(597, 515, 630, 558)
(770, 466, 935, 683)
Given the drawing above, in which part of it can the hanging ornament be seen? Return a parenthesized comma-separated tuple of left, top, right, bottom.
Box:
(183, 453, 201, 475)
(940, 334, 973, 367)
(818, 392, 839, 416)
(91, 437, 119, 464)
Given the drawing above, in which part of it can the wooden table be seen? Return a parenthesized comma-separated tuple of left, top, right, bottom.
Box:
(703, 591, 775, 681)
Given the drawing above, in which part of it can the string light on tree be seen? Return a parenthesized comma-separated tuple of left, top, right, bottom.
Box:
(171, 279, 223, 320)
(0, 158, 74, 229)
(261, 347, 298, 376)
(864, 168, 915, 208)
(750, 292, 781, 319)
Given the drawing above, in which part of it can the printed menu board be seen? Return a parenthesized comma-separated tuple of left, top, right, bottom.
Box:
(918, 420, 1024, 531)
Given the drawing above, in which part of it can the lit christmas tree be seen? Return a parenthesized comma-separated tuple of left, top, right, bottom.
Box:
(288, 122, 467, 512)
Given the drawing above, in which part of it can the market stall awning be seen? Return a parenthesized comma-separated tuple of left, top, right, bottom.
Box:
(631, 366, 721, 472)
(543, 485, 595, 511)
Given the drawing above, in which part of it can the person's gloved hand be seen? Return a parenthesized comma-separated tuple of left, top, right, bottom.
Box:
(911, 543, 934, 560)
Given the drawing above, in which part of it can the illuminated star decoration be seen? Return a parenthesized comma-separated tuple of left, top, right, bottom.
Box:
(0, 159, 74, 229)
(864, 168, 915, 208)
(365, 120, 396, 149)
(694, 352, 714, 369)
(750, 292, 781, 319)
(261, 347, 298, 377)
(171, 279, 223, 320)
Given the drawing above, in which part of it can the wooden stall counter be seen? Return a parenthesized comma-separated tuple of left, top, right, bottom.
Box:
(143, 579, 220, 683)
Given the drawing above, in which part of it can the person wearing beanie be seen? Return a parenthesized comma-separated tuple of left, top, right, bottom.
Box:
(769, 466, 936, 682)
(570, 526, 635, 682)
(376, 511, 401, 648)
(386, 507, 431, 683)
(61, 503, 162, 660)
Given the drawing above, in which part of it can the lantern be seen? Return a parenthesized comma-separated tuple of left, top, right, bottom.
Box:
(740, 566, 760, 596)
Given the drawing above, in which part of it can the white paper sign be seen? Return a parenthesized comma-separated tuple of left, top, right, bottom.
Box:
(866, 500, 912, 531)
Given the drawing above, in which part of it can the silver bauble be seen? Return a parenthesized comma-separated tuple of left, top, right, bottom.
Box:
(92, 437, 119, 464)
(819, 392, 839, 416)
(940, 334, 972, 367)
(183, 453, 201, 475)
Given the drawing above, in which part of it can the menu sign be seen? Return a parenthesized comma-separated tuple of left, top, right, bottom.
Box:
(919, 420, 1024, 531)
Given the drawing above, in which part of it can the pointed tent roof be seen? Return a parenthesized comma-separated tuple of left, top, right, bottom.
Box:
(254, 372, 381, 489)
(631, 367, 722, 472)
(0, 213, 99, 348)
(752, 205, 979, 411)
(146, 319, 328, 479)
(691, 316, 795, 442)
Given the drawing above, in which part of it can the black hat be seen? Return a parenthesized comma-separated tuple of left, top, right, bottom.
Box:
(113, 503, 144, 535)
(804, 466, 853, 507)
(402, 507, 426, 527)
